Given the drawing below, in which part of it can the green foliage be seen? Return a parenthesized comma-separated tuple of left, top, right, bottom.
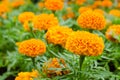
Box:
(0, 0, 120, 80)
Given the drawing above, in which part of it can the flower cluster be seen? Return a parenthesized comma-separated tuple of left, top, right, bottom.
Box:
(65, 31, 104, 56)
(77, 10, 106, 30)
(17, 39, 46, 57)
(15, 70, 39, 80)
(46, 26, 73, 47)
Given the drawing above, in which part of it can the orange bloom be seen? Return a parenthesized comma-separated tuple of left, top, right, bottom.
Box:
(106, 25, 120, 42)
(92, 1, 102, 9)
(18, 12, 35, 24)
(15, 70, 39, 80)
(102, 0, 112, 8)
(45, 0, 64, 11)
(42, 58, 69, 77)
(77, 10, 106, 30)
(33, 13, 59, 30)
(18, 39, 46, 57)
(78, 6, 92, 14)
(46, 26, 73, 47)
(38, 2, 44, 8)
(76, 0, 86, 5)
(11, 0, 25, 8)
(65, 31, 104, 56)
(109, 9, 120, 17)
(0, 3, 9, 17)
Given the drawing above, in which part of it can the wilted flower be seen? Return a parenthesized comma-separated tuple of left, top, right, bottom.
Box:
(33, 13, 59, 30)
(46, 26, 73, 47)
(77, 10, 106, 30)
(17, 39, 46, 57)
(106, 25, 120, 42)
(65, 31, 104, 56)
(45, 0, 64, 11)
(42, 58, 70, 77)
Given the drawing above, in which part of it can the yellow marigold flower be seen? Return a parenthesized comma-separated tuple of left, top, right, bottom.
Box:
(46, 26, 73, 47)
(15, 70, 39, 80)
(42, 58, 70, 77)
(18, 39, 46, 57)
(33, 14, 59, 30)
(65, 31, 104, 56)
(78, 6, 92, 14)
(106, 25, 120, 42)
(11, 0, 24, 8)
(77, 10, 106, 30)
(18, 12, 35, 24)
(76, 0, 86, 5)
(102, 0, 112, 8)
(109, 9, 120, 17)
(94, 9, 104, 15)
(45, 0, 64, 11)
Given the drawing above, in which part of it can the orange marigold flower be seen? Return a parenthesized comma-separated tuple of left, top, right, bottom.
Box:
(45, 0, 63, 11)
(76, 0, 86, 5)
(42, 58, 70, 77)
(65, 31, 104, 56)
(92, 1, 102, 9)
(18, 39, 46, 57)
(109, 9, 120, 17)
(102, 0, 112, 8)
(33, 14, 59, 30)
(15, 70, 39, 80)
(46, 26, 73, 47)
(0, 4, 9, 17)
(105, 25, 120, 42)
(78, 6, 92, 14)
(77, 10, 106, 30)
(18, 12, 35, 24)
(11, 0, 24, 8)
(38, 2, 44, 8)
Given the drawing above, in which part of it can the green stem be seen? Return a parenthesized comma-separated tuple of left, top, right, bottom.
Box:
(79, 55, 85, 78)
(32, 57, 36, 69)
